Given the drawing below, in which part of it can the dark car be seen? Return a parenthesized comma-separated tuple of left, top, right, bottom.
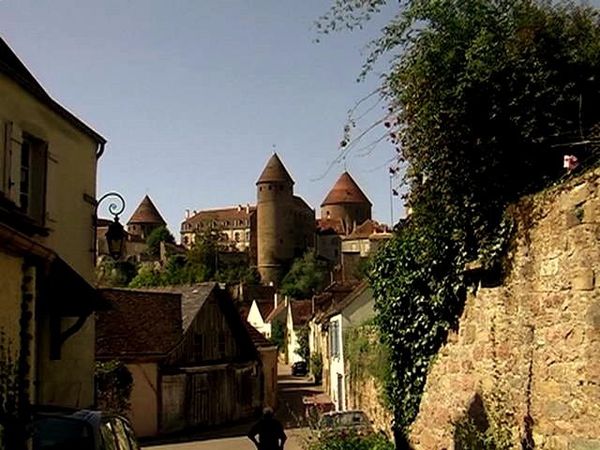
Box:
(318, 410, 374, 436)
(291, 361, 308, 376)
(32, 408, 139, 450)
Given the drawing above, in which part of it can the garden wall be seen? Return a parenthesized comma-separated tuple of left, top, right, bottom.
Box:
(411, 168, 600, 449)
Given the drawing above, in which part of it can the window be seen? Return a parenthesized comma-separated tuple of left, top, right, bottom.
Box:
(234, 232, 240, 242)
(245, 231, 250, 242)
(2, 125, 47, 225)
(329, 320, 340, 358)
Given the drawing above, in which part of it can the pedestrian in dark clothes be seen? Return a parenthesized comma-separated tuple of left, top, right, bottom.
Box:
(247, 407, 287, 450)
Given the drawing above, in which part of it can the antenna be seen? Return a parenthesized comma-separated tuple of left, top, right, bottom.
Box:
(272, 144, 277, 154)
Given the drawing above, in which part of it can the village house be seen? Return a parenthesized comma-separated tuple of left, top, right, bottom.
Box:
(0, 36, 106, 418)
(96, 283, 277, 437)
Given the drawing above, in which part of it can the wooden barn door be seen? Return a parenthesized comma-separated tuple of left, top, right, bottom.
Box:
(186, 373, 209, 427)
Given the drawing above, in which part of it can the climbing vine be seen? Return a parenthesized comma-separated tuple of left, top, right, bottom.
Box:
(318, 0, 600, 442)
(95, 361, 133, 416)
(343, 321, 391, 408)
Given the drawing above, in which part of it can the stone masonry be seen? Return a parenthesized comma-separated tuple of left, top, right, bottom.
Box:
(411, 168, 600, 449)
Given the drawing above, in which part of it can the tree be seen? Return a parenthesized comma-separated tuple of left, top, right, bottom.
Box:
(280, 252, 328, 299)
(295, 325, 310, 363)
(320, 0, 600, 441)
(128, 262, 161, 288)
(145, 226, 175, 258)
(95, 258, 137, 287)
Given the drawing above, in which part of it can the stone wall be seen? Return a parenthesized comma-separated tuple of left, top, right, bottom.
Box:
(411, 169, 600, 450)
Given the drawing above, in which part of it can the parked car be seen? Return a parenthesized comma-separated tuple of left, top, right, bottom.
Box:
(291, 361, 308, 376)
(32, 408, 139, 450)
(318, 410, 374, 436)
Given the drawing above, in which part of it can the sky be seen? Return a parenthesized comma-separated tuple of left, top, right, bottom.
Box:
(1, 0, 401, 238)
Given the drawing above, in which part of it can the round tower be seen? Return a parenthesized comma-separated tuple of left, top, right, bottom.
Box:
(256, 153, 295, 285)
(321, 172, 372, 234)
(127, 195, 167, 240)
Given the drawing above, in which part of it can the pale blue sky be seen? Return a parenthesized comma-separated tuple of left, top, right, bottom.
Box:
(4, 1, 598, 237)
(2, 0, 399, 237)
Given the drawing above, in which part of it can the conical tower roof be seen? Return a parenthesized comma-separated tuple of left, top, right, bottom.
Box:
(256, 153, 294, 185)
(127, 195, 167, 225)
(321, 172, 372, 206)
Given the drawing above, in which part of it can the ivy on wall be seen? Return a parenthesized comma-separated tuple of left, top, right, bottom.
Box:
(343, 321, 391, 409)
(95, 361, 133, 416)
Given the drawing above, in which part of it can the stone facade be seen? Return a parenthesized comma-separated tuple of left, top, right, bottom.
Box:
(411, 169, 600, 449)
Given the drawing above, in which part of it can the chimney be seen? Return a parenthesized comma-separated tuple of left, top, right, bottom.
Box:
(246, 203, 250, 213)
(274, 292, 278, 309)
(237, 204, 242, 212)
(185, 209, 190, 219)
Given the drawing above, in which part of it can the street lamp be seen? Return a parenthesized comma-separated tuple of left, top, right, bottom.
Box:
(96, 192, 126, 260)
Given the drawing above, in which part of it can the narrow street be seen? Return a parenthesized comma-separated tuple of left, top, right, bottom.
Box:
(144, 364, 321, 450)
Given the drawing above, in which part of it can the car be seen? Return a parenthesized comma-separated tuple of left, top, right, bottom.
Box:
(291, 361, 308, 376)
(318, 410, 374, 436)
(32, 408, 139, 450)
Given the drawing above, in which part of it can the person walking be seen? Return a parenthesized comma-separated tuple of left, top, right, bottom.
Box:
(247, 407, 287, 450)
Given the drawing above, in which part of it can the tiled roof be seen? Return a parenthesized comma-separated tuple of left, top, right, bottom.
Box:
(244, 321, 276, 348)
(96, 289, 182, 359)
(321, 281, 371, 320)
(313, 281, 361, 323)
(321, 172, 371, 206)
(344, 220, 390, 240)
(256, 153, 294, 185)
(316, 218, 346, 235)
(127, 195, 167, 225)
(266, 302, 287, 322)
(142, 283, 217, 331)
(255, 299, 275, 320)
(0, 37, 106, 144)
(290, 300, 313, 327)
(182, 206, 255, 229)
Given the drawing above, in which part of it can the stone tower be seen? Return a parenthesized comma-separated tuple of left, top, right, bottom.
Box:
(127, 195, 167, 240)
(321, 172, 372, 234)
(256, 153, 295, 285)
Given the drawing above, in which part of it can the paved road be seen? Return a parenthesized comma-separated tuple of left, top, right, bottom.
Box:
(144, 428, 307, 450)
(144, 364, 320, 450)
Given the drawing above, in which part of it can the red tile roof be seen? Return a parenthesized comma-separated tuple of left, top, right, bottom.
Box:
(244, 321, 276, 348)
(321, 172, 371, 206)
(96, 289, 182, 360)
(345, 220, 390, 240)
(182, 206, 255, 228)
(256, 153, 294, 185)
(127, 195, 166, 225)
(290, 300, 313, 327)
(316, 218, 346, 235)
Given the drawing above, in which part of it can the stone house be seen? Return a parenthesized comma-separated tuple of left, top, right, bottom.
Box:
(0, 35, 106, 422)
(97, 283, 274, 437)
(246, 298, 276, 338)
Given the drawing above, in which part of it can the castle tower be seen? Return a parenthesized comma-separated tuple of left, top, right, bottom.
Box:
(321, 172, 372, 234)
(127, 195, 167, 240)
(256, 153, 295, 285)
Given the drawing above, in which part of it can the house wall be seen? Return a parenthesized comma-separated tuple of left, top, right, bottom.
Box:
(168, 295, 244, 366)
(329, 314, 346, 411)
(411, 169, 600, 449)
(127, 362, 159, 438)
(0, 74, 99, 408)
(286, 305, 302, 365)
(258, 347, 278, 409)
(247, 301, 271, 337)
(0, 252, 24, 355)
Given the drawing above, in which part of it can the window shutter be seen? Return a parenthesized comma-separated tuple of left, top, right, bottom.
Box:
(8, 123, 23, 204)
